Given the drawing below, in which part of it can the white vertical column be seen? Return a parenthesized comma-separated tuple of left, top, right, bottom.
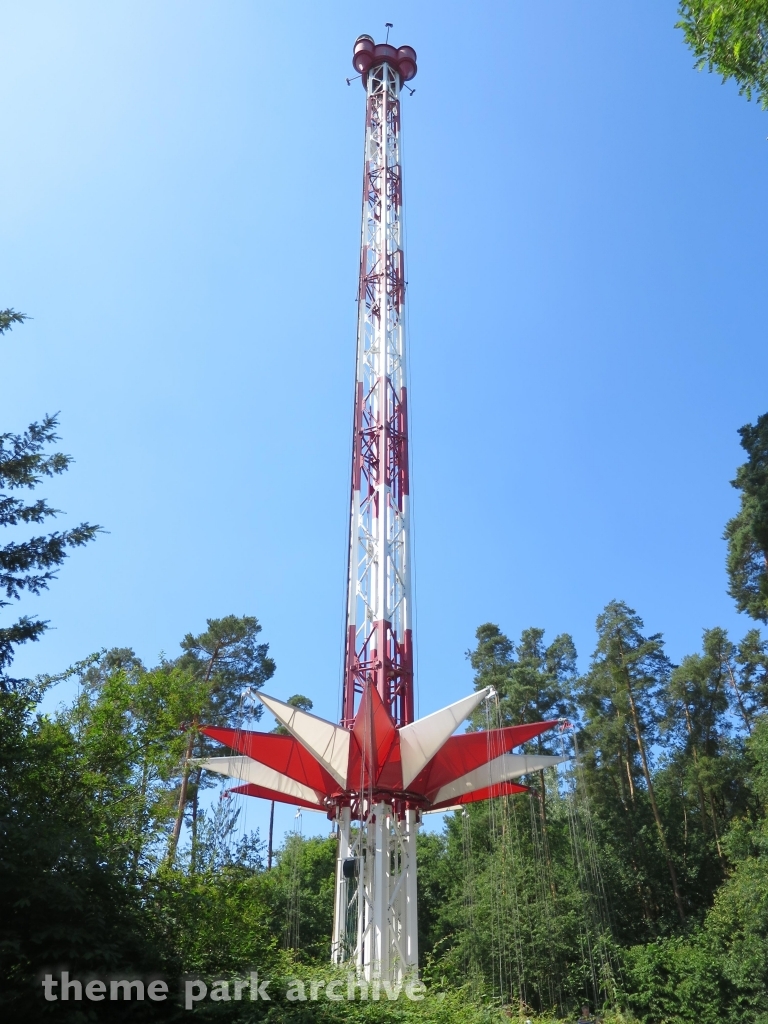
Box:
(370, 801, 390, 980)
(392, 819, 406, 984)
(404, 808, 419, 973)
(332, 807, 352, 963)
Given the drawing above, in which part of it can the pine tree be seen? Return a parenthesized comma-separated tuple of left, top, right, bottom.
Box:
(725, 412, 768, 623)
(735, 628, 768, 721)
(1, 310, 101, 688)
(664, 628, 734, 867)
(581, 601, 686, 923)
(167, 615, 275, 864)
(468, 623, 576, 729)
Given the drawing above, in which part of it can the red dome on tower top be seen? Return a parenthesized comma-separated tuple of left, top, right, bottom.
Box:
(352, 35, 418, 86)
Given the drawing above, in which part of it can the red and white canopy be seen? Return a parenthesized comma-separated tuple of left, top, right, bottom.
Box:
(198, 684, 565, 816)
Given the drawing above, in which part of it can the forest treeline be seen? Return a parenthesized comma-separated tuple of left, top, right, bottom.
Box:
(3, 603, 768, 1023)
(2, 313, 768, 1023)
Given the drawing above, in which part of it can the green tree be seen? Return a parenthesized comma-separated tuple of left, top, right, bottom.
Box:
(678, 1, 768, 108)
(1, 307, 101, 689)
(725, 412, 768, 623)
(580, 601, 686, 924)
(468, 624, 576, 729)
(735, 627, 768, 720)
(0, 405, 101, 689)
(660, 628, 742, 890)
(0, 308, 26, 333)
(468, 623, 576, 883)
(0, 680, 164, 1019)
(62, 648, 210, 875)
(702, 716, 768, 1017)
(167, 614, 275, 864)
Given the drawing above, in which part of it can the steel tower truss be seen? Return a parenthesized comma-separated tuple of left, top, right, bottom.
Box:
(196, 33, 568, 993)
(337, 38, 419, 983)
(343, 40, 415, 731)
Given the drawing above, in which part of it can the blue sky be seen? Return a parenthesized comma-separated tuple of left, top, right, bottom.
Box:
(3, 2, 767, 843)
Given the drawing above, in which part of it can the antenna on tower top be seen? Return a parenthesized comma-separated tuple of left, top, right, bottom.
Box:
(385, 22, 393, 42)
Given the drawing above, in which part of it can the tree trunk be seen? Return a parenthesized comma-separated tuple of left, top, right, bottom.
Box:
(724, 658, 752, 735)
(268, 800, 275, 870)
(166, 643, 222, 865)
(682, 705, 710, 826)
(618, 749, 628, 804)
(707, 792, 725, 865)
(132, 755, 150, 878)
(190, 767, 203, 873)
(625, 680, 686, 923)
(167, 728, 196, 864)
(625, 738, 636, 804)
(682, 788, 688, 862)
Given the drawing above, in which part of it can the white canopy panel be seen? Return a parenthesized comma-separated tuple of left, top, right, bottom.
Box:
(398, 686, 493, 787)
(258, 691, 351, 788)
(431, 751, 567, 805)
(196, 755, 323, 806)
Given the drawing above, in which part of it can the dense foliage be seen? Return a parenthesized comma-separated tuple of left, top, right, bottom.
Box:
(678, 1, 768, 108)
(0, 324, 100, 688)
(725, 412, 768, 623)
(5, 602, 768, 1021)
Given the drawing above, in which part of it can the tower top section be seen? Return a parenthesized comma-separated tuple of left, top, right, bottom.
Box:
(352, 34, 417, 87)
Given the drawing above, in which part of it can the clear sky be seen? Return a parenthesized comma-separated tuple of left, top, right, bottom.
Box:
(3, 2, 767, 844)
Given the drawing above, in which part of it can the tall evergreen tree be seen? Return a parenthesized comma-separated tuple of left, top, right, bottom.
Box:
(468, 623, 576, 730)
(1, 310, 101, 689)
(167, 615, 275, 864)
(724, 411, 768, 623)
(735, 628, 768, 722)
(580, 601, 686, 923)
(663, 628, 734, 869)
(468, 622, 576, 852)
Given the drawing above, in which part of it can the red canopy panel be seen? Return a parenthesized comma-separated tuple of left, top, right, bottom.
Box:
(408, 719, 560, 797)
(228, 782, 325, 811)
(348, 684, 400, 790)
(201, 726, 338, 797)
(376, 737, 402, 791)
(428, 780, 529, 811)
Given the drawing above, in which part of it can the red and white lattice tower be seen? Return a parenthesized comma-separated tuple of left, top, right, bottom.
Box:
(342, 34, 417, 733)
(196, 34, 566, 990)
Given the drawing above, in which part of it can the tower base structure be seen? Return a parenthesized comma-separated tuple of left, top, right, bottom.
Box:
(333, 803, 419, 982)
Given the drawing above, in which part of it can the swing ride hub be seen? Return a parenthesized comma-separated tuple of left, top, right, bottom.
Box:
(194, 35, 568, 987)
(197, 685, 565, 982)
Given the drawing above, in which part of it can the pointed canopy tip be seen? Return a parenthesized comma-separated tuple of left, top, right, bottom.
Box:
(257, 690, 351, 789)
(398, 686, 493, 788)
(195, 754, 326, 807)
(200, 724, 339, 796)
